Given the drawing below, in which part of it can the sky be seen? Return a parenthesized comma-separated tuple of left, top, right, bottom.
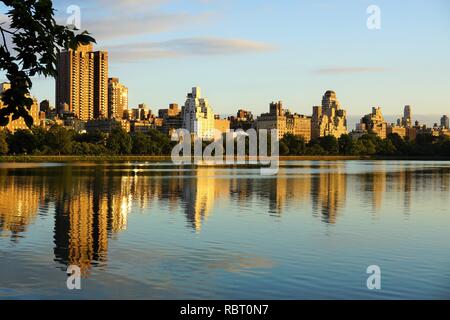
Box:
(1, 0, 449, 121)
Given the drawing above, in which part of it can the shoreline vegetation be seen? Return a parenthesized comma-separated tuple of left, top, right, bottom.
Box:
(0, 126, 449, 163)
(0, 155, 449, 163)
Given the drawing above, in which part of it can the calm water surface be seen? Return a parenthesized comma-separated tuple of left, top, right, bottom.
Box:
(0, 161, 449, 299)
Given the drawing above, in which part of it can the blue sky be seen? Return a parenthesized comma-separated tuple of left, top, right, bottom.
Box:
(2, 0, 450, 119)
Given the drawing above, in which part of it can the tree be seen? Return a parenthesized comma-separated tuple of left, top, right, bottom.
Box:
(282, 133, 306, 155)
(75, 130, 106, 145)
(305, 142, 325, 155)
(338, 134, 353, 155)
(435, 136, 450, 156)
(31, 126, 48, 151)
(6, 129, 36, 154)
(132, 132, 153, 155)
(317, 135, 339, 155)
(106, 128, 132, 155)
(279, 141, 289, 156)
(146, 129, 174, 155)
(72, 141, 107, 155)
(387, 133, 409, 155)
(350, 139, 367, 155)
(378, 139, 397, 155)
(0, 0, 95, 127)
(46, 125, 73, 155)
(412, 133, 434, 156)
(0, 130, 8, 154)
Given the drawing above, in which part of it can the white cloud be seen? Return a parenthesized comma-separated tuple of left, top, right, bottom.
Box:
(106, 37, 276, 61)
(83, 12, 214, 41)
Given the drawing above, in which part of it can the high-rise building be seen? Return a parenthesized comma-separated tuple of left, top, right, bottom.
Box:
(108, 78, 128, 119)
(93, 51, 109, 119)
(441, 115, 449, 129)
(311, 90, 348, 139)
(56, 44, 108, 121)
(182, 87, 215, 140)
(402, 105, 412, 128)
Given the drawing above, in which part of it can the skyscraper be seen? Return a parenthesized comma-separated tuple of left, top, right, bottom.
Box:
(402, 105, 412, 128)
(93, 51, 109, 119)
(56, 44, 108, 121)
(441, 115, 449, 129)
(182, 87, 215, 140)
(311, 90, 348, 139)
(108, 78, 128, 119)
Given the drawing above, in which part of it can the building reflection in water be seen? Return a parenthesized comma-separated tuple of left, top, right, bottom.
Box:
(0, 163, 448, 275)
(311, 163, 347, 224)
(183, 168, 230, 232)
(0, 172, 44, 241)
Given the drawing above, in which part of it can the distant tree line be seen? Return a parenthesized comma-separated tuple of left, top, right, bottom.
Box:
(0, 126, 449, 157)
(280, 133, 450, 157)
(0, 126, 174, 156)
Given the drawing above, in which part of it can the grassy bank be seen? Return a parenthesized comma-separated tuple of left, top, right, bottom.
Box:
(0, 155, 448, 163)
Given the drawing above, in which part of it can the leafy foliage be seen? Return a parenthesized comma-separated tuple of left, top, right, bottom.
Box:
(0, 0, 95, 127)
(0, 130, 8, 154)
(106, 128, 132, 155)
(0, 125, 449, 158)
(281, 133, 306, 155)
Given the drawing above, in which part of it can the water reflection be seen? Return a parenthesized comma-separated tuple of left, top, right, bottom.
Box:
(0, 162, 449, 277)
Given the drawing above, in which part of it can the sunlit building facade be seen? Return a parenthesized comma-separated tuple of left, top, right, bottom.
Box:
(182, 87, 215, 140)
(108, 78, 128, 119)
(257, 101, 311, 141)
(311, 90, 348, 139)
(56, 44, 109, 120)
(0, 82, 40, 132)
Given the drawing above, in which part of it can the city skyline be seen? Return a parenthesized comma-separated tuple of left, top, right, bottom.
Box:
(1, 0, 449, 118)
(1, 0, 450, 304)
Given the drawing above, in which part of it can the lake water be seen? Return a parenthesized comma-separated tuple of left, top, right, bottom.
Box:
(0, 161, 449, 299)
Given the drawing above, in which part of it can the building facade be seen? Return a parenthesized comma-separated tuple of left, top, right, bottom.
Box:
(56, 44, 108, 121)
(182, 87, 215, 140)
(357, 107, 388, 139)
(311, 91, 348, 139)
(214, 115, 231, 134)
(257, 101, 311, 142)
(402, 105, 412, 128)
(0, 82, 40, 132)
(387, 125, 407, 139)
(441, 115, 449, 129)
(108, 78, 128, 119)
(229, 109, 255, 131)
(158, 103, 183, 135)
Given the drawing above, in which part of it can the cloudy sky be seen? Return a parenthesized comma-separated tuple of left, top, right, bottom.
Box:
(1, 0, 450, 119)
